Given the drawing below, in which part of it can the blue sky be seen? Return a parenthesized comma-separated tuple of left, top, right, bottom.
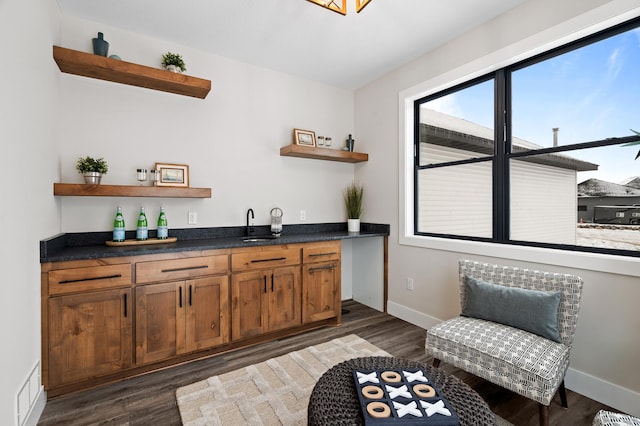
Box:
(426, 26, 640, 184)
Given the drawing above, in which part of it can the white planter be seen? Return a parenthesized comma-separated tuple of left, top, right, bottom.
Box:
(165, 64, 182, 73)
(347, 218, 360, 233)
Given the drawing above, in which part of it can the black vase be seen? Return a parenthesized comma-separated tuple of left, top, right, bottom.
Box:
(92, 32, 109, 57)
(346, 134, 355, 152)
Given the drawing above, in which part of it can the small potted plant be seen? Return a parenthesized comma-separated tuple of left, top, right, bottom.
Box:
(161, 52, 186, 73)
(76, 156, 108, 184)
(344, 181, 364, 233)
(623, 129, 640, 160)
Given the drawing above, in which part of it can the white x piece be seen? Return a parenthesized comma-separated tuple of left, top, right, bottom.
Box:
(385, 384, 411, 399)
(356, 371, 379, 384)
(393, 401, 422, 418)
(403, 370, 428, 383)
(421, 400, 452, 417)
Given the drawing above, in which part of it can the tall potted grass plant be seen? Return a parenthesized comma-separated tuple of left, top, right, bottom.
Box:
(344, 182, 363, 232)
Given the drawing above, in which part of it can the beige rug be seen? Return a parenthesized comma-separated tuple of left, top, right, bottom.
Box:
(176, 334, 512, 425)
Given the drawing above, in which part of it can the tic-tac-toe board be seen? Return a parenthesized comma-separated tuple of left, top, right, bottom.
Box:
(352, 368, 460, 425)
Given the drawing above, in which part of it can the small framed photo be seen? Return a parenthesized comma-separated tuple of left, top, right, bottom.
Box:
(155, 163, 189, 187)
(293, 129, 316, 147)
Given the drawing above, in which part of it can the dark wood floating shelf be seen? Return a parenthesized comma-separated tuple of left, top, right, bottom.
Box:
(54, 183, 212, 198)
(53, 46, 211, 99)
(280, 144, 368, 163)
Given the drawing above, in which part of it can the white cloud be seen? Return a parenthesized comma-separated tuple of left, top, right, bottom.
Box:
(424, 93, 461, 116)
(607, 47, 623, 81)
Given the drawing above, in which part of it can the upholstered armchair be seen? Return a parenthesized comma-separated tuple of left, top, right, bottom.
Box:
(425, 260, 584, 426)
(593, 410, 640, 426)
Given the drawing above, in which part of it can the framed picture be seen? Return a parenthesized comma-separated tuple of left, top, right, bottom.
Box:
(293, 129, 316, 147)
(155, 163, 189, 187)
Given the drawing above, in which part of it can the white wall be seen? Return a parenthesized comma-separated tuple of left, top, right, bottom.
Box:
(356, 0, 640, 417)
(58, 16, 358, 233)
(0, 0, 61, 424)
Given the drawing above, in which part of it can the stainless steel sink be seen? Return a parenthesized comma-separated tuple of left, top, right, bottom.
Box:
(241, 237, 277, 242)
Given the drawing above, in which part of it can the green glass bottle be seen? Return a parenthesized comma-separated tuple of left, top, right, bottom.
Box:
(113, 206, 125, 242)
(136, 206, 148, 241)
(157, 207, 168, 240)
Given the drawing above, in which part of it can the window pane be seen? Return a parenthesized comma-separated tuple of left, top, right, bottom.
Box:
(510, 157, 579, 245)
(416, 163, 492, 238)
(510, 145, 640, 251)
(418, 79, 494, 166)
(512, 27, 640, 149)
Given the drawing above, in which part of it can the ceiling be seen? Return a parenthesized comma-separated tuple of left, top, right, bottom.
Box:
(56, 0, 527, 90)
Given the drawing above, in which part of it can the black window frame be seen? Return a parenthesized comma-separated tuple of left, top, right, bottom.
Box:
(413, 16, 640, 258)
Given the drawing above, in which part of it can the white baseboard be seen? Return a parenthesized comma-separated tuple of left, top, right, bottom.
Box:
(387, 300, 639, 418)
(387, 300, 437, 331)
(565, 369, 640, 418)
(24, 387, 46, 426)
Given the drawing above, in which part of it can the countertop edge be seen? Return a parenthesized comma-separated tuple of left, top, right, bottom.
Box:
(40, 223, 390, 263)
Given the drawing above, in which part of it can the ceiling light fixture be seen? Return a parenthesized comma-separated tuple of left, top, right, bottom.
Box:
(306, 0, 372, 15)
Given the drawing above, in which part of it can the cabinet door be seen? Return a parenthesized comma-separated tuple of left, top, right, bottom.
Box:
(302, 261, 340, 323)
(268, 266, 301, 332)
(185, 276, 230, 352)
(135, 282, 184, 364)
(48, 288, 132, 387)
(231, 270, 268, 340)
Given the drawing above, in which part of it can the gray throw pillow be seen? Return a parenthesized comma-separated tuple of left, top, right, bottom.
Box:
(462, 276, 562, 343)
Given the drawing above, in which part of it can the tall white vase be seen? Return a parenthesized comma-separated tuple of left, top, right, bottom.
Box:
(347, 218, 360, 233)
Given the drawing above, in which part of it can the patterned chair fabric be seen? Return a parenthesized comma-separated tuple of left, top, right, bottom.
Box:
(425, 260, 584, 407)
(593, 410, 640, 426)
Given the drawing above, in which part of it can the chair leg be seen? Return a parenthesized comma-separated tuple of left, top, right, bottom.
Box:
(538, 404, 549, 426)
(432, 358, 441, 368)
(559, 380, 568, 408)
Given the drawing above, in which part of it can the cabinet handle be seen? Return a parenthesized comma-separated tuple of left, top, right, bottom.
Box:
(308, 265, 336, 273)
(263, 275, 267, 293)
(123, 293, 128, 318)
(251, 257, 286, 263)
(271, 274, 274, 292)
(179, 286, 183, 308)
(59, 274, 122, 284)
(189, 285, 193, 306)
(210, 321, 216, 330)
(309, 252, 337, 257)
(161, 265, 209, 273)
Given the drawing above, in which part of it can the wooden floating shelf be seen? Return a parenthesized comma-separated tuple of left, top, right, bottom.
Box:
(280, 144, 368, 163)
(54, 183, 211, 198)
(53, 46, 211, 99)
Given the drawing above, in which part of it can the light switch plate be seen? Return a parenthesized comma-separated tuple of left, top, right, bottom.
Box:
(188, 211, 197, 224)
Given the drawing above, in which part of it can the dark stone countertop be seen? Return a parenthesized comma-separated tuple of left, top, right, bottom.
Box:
(40, 222, 390, 263)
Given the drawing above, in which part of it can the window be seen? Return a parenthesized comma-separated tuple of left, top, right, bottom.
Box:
(413, 17, 640, 256)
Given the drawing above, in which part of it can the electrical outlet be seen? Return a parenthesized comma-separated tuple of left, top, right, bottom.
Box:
(188, 211, 198, 225)
(300, 210, 306, 221)
(406, 277, 414, 291)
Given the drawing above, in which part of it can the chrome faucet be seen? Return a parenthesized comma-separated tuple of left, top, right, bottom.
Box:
(246, 208, 255, 236)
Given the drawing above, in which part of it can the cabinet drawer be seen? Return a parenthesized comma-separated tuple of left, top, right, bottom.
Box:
(136, 255, 228, 284)
(48, 264, 132, 295)
(302, 242, 341, 264)
(231, 247, 300, 272)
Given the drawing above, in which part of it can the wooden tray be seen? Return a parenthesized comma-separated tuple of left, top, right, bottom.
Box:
(105, 237, 177, 246)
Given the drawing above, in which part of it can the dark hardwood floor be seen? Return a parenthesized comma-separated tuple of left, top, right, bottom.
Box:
(39, 300, 616, 425)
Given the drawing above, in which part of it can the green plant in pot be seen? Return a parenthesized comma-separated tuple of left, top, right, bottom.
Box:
(622, 129, 640, 160)
(76, 156, 108, 184)
(344, 181, 363, 233)
(161, 52, 186, 73)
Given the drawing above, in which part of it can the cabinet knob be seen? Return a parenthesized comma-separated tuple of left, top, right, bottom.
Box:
(210, 322, 216, 330)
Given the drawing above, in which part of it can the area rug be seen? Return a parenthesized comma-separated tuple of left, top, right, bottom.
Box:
(175, 334, 512, 425)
